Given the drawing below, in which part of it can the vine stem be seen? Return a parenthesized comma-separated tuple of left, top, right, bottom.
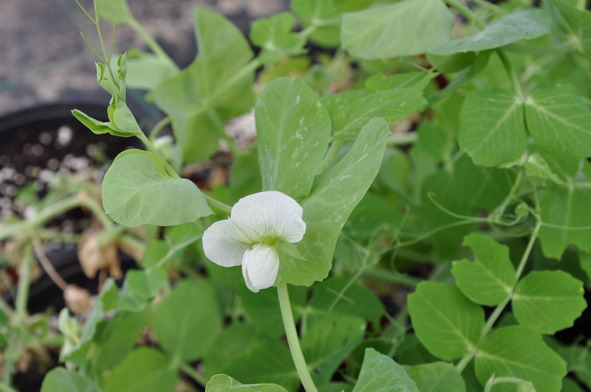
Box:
(277, 284, 318, 392)
(127, 18, 178, 71)
(456, 220, 542, 372)
(179, 363, 207, 387)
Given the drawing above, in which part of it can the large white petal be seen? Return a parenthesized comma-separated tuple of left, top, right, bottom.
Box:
(202, 220, 250, 267)
(231, 191, 306, 243)
(241, 243, 280, 292)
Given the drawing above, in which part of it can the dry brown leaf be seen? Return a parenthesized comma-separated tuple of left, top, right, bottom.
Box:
(78, 228, 121, 279)
(64, 284, 94, 315)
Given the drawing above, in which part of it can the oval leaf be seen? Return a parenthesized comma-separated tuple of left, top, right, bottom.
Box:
(102, 149, 212, 227)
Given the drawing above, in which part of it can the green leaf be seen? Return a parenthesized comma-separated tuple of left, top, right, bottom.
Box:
(552, 0, 591, 58)
(408, 282, 484, 361)
(102, 149, 212, 227)
(90, 310, 148, 373)
(524, 152, 567, 185)
(459, 89, 527, 167)
(429, 9, 551, 55)
(539, 187, 591, 259)
(72, 110, 135, 138)
(333, 0, 376, 12)
(256, 77, 331, 199)
(364, 71, 434, 93)
(152, 280, 221, 362)
(452, 234, 516, 306)
(104, 347, 178, 392)
(279, 118, 389, 286)
(206, 374, 288, 392)
(126, 53, 178, 90)
(474, 326, 567, 392)
(341, 0, 454, 59)
(292, 0, 343, 47)
(95, 0, 133, 25)
(41, 368, 102, 392)
(153, 8, 254, 163)
(125, 268, 167, 300)
(405, 362, 466, 392)
(352, 348, 418, 392)
(307, 277, 385, 326)
(512, 270, 586, 334)
(302, 314, 366, 385)
(553, 343, 591, 389)
(321, 89, 426, 140)
(250, 12, 305, 62)
(525, 85, 591, 159)
(221, 340, 299, 391)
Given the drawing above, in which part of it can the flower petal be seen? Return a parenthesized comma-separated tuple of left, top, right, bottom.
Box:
(202, 220, 250, 267)
(241, 243, 280, 292)
(231, 191, 306, 243)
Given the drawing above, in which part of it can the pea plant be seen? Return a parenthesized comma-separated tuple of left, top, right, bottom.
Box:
(2, 0, 591, 391)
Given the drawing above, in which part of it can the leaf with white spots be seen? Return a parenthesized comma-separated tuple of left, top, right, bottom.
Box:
(322, 88, 426, 141)
(256, 77, 332, 199)
(278, 118, 389, 286)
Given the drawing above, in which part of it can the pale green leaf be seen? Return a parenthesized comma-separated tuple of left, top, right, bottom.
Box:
(206, 374, 288, 392)
(475, 326, 567, 392)
(292, 0, 343, 47)
(102, 149, 212, 227)
(321, 89, 426, 140)
(152, 280, 221, 361)
(452, 234, 516, 306)
(406, 362, 467, 392)
(341, 0, 454, 59)
(352, 348, 418, 392)
(429, 9, 551, 55)
(525, 85, 591, 159)
(104, 347, 177, 392)
(95, 0, 133, 25)
(512, 270, 586, 334)
(250, 12, 305, 62)
(408, 282, 484, 361)
(278, 118, 389, 286)
(364, 71, 434, 93)
(552, 0, 591, 58)
(41, 368, 102, 392)
(539, 187, 591, 259)
(153, 8, 254, 163)
(459, 89, 527, 167)
(126, 53, 178, 90)
(72, 109, 134, 138)
(256, 77, 331, 199)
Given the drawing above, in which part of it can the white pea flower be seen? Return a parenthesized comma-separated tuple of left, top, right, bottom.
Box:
(202, 191, 306, 292)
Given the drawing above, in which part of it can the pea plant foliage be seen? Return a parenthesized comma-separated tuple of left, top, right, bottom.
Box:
(11, 0, 591, 391)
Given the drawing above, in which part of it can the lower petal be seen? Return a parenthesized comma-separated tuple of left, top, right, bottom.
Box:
(202, 220, 249, 267)
(241, 244, 280, 293)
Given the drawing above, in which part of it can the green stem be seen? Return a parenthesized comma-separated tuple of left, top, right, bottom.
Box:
(362, 268, 419, 288)
(180, 363, 208, 387)
(319, 140, 343, 174)
(3, 245, 34, 386)
(136, 132, 180, 179)
(0, 196, 81, 241)
(80, 196, 112, 228)
(128, 18, 179, 71)
(149, 116, 172, 142)
(456, 220, 542, 372)
(206, 196, 232, 215)
(498, 50, 524, 100)
(277, 284, 318, 392)
(444, 0, 486, 29)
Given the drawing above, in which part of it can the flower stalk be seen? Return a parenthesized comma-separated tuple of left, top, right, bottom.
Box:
(277, 283, 318, 392)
